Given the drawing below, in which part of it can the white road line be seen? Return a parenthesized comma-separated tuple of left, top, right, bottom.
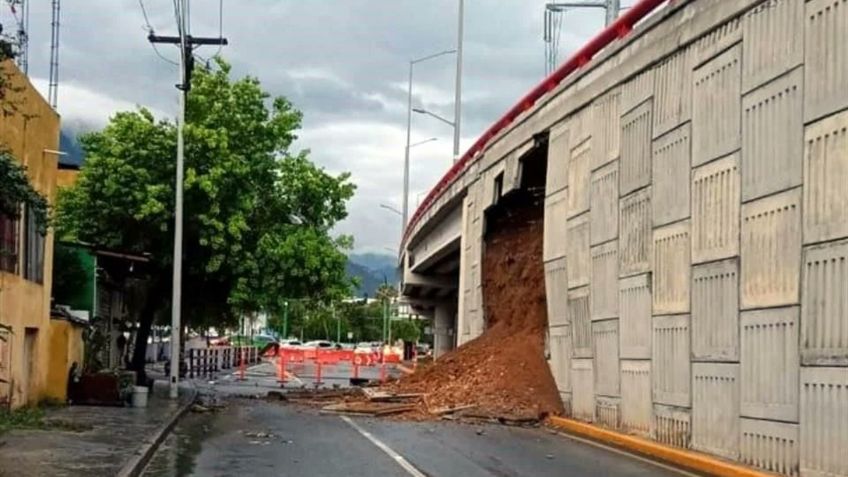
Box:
(340, 416, 428, 477)
(552, 431, 701, 477)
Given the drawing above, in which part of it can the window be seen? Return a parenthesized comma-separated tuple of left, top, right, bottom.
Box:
(493, 172, 504, 205)
(23, 206, 44, 283)
(0, 211, 18, 274)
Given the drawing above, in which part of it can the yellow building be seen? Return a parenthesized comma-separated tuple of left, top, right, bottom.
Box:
(0, 60, 62, 408)
(44, 309, 86, 401)
(56, 163, 80, 189)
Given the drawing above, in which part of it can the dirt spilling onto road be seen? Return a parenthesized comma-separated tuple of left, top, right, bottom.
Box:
(388, 194, 563, 421)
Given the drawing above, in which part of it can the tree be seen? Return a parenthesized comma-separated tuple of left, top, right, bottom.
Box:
(56, 58, 356, 381)
(390, 319, 420, 343)
(0, 150, 49, 232)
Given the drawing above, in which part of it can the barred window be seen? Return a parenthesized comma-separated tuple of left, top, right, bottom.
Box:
(23, 206, 44, 284)
(0, 211, 18, 274)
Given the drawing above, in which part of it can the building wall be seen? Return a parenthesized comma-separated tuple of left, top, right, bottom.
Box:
(0, 61, 61, 408)
(537, 0, 846, 474)
(419, 0, 848, 474)
(44, 319, 84, 401)
(56, 168, 79, 189)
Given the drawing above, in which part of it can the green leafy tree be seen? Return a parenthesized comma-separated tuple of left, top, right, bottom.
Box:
(0, 150, 49, 232)
(390, 319, 420, 343)
(56, 59, 355, 380)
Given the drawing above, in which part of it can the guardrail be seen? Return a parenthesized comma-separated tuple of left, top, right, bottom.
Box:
(401, 0, 670, 248)
(187, 346, 260, 379)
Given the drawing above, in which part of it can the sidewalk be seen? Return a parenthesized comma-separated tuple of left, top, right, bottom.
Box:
(0, 381, 194, 477)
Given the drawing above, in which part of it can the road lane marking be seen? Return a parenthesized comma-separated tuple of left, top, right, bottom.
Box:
(551, 431, 700, 477)
(340, 416, 428, 477)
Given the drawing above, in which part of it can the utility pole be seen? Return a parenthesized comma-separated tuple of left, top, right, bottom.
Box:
(149, 0, 227, 400)
(282, 301, 289, 339)
(544, 1, 620, 74)
(382, 299, 388, 343)
(605, 0, 621, 26)
(334, 304, 340, 343)
(453, 0, 464, 161)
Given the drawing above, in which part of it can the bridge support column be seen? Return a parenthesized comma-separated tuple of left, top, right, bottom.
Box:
(433, 302, 457, 358)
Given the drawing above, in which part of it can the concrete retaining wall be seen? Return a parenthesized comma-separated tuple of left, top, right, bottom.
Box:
(446, 0, 848, 474)
(536, 0, 848, 474)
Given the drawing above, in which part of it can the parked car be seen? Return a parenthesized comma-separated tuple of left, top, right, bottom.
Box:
(302, 340, 337, 349)
(278, 339, 303, 349)
(252, 334, 278, 347)
(355, 341, 382, 353)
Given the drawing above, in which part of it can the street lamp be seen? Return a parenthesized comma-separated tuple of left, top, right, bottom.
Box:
(413, 108, 456, 128)
(380, 204, 403, 217)
(403, 50, 456, 231)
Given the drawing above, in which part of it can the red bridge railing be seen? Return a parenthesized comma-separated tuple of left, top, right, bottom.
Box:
(402, 0, 671, 247)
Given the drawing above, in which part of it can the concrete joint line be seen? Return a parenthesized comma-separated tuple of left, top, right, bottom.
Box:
(340, 415, 427, 477)
(116, 385, 199, 477)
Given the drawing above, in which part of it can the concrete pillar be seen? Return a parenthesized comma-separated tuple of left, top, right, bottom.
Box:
(433, 302, 457, 358)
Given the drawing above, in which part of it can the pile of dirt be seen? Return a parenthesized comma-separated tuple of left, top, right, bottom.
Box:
(389, 194, 563, 421)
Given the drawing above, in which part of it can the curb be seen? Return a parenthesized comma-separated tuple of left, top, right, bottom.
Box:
(547, 416, 773, 477)
(115, 386, 199, 477)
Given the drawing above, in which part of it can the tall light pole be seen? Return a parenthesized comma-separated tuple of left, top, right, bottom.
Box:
(453, 0, 464, 161)
(403, 51, 455, 230)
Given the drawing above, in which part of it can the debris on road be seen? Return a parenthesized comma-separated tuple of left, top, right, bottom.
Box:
(321, 402, 417, 417)
(361, 388, 424, 403)
(263, 200, 561, 426)
(190, 404, 213, 413)
(387, 198, 563, 423)
(429, 404, 477, 416)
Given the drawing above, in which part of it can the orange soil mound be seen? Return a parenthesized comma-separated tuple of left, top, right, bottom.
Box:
(392, 196, 563, 420)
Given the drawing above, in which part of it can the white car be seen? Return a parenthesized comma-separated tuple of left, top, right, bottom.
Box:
(302, 340, 336, 349)
(279, 339, 303, 349)
(355, 342, 382, 353)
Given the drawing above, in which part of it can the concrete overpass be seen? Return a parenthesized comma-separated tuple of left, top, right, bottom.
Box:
(399, 0, 848, 475)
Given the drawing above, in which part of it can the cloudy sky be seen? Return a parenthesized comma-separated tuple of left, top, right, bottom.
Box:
(10, 0, 609, 254)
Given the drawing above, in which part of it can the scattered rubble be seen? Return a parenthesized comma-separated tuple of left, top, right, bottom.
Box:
(387, 196, 563, 423)
(266, 196, 563, 426)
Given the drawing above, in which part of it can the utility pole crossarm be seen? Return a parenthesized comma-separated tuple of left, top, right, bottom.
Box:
(148, 34, 228, 45)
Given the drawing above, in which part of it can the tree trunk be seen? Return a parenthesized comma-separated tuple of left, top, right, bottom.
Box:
(130, 278, 164, 385)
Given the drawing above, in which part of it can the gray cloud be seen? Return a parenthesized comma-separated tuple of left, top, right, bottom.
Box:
(11, 0, 614, 253)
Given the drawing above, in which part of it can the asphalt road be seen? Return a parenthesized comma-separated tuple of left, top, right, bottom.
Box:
(143, 398, 691, 477)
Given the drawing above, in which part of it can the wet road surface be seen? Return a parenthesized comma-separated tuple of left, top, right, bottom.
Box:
(143, 398, 690, 477)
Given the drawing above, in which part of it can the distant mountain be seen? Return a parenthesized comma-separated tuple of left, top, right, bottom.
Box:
(349, 252, 397, 272)
(346, 253, 399, 298)
(59, 129, 85, 166)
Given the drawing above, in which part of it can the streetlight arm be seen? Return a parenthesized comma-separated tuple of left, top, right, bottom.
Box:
(411, 49, 457, 65)
(413, 108, 455, 128)
(409, 137, 438, 149)
(380, 204, 403, 217)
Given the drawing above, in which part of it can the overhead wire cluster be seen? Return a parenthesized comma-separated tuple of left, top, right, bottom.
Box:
(140, 0, 224, 69)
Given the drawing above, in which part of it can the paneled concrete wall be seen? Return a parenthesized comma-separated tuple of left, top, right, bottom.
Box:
(533, 1, 848, 474)
(398, 0, 848, 473)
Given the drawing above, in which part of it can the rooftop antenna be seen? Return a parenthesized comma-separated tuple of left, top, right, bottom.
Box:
(5, 0, 29, 74)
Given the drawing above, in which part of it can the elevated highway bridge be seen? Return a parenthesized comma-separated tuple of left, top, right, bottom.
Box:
(399, 0, 848, 475)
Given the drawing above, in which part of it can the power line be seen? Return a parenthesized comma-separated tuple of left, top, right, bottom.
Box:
(211, 0, 223, 58)
(172, 0, 182, 36)
(139, 0, 179, 66)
